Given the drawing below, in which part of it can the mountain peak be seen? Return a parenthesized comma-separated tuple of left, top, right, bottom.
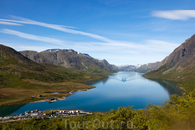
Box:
(44, 49, 91, 56)
(45, 49, 62, 52)
(134, 64, 141, 68)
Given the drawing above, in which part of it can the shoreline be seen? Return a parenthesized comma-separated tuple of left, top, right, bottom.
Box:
(142, 76, 184, 94)
(0, 109, 92, 123)
(30, 89, 90, 104)
(0, 88, 92, 106)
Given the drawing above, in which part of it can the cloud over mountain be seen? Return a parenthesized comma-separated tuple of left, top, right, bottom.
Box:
(152, 10, 195, 20)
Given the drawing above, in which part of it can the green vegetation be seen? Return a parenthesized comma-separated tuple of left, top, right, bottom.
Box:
(138, 57, 195, 129)
(1, 44, 195, 129)
(0, 45, 107, 105)
(143, 63, 195, 93)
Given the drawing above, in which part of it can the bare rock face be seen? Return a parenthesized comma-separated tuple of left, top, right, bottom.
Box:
(20, 49, 118, 73)
(141, 34, 195, 74)
(160, 34, 195, 71)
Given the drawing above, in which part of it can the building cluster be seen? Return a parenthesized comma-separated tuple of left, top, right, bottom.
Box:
(0, 109, 91, 123)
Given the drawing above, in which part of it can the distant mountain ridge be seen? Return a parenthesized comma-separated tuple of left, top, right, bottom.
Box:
(20, 49, 118, 74)
(118, 64, 141, 71)
(118, 62, 160, 73)
(136, 62, 161, 73)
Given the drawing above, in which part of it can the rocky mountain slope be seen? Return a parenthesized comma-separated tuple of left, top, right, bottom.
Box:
(158, 34, 195, 73)
(143, 34, 195, 91)
(20, 49, 118, 74)
(121, 34, 195, 74)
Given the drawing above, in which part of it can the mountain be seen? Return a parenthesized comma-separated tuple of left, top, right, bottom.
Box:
(0, 44, 107, 105)
(118, 64, 140, 71)
(136, 62, 161, 73)
(20, 49, 118, 74)
(158, 34, 195, 71)
(143, 34, 195, 92)
(118, 62, 160, 73)
(120, 34, 195, 75)
(0, 44, 106, 86)
(99, 59, 118, 72)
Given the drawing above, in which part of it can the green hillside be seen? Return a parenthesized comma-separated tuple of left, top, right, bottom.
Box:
(1, 33, 195, 129)
(144, 64, 195, 93)
(0, 44, 107, 105)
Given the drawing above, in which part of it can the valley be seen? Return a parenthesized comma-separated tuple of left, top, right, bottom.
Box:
(1, 34, 195, 129)
(1, 0, 195, 129)
(0, 45, 109, 106)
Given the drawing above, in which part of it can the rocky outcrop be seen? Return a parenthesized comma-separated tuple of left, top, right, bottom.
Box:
(159, 34, 195, 70)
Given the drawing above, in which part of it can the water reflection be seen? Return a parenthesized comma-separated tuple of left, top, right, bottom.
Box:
(148, 78, 182, 96)
(84, 77, 108, 85)
(0, 104, 25, 116)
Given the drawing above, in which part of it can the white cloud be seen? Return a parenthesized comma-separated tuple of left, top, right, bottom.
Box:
(0, 29, 65, 45)
(152, 10, 195, 20)
(0, 16, 179, 52)
(53, 39, 179, 54)
(0, 21, 22, 25)
(0, 38, 179, 65)
(146, 40, 179, 52)
(0, 16, 114, 43)
(95, 40, 179, 53)
(0, 16, 181, 65)
(0, 42, 61, 52)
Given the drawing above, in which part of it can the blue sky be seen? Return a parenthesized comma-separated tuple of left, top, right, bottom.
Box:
(0, 0, 195, 65)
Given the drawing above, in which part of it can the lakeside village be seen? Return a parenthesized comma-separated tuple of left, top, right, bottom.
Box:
(0, 109, 91, 123)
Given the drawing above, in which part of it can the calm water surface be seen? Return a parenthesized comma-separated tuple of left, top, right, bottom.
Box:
(0, 71, 182, 116)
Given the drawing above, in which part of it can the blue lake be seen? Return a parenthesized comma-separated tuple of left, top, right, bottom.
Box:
(0, 71, 182, 116)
